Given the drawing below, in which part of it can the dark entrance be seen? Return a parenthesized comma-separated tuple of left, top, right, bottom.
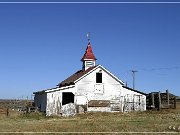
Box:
(96, 73, 102, 83)
(62, 92, 74, 105)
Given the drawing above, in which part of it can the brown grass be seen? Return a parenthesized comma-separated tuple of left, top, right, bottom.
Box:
(0, 103, 180, 134)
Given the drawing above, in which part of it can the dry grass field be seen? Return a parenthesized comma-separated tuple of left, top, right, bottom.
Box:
(0, 102, 180, 134)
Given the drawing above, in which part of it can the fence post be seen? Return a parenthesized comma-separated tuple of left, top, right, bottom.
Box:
(151, 93, 155, 108)
(166, 90, 169, 107)
(133, 95, 135, 110)
(158, 91, 161, 110)
(174, 96, 176, 109)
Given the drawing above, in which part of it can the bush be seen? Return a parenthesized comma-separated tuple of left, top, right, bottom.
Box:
(19, 111, 46, 120)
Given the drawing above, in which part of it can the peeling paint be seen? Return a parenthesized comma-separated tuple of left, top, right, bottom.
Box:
(61, 103, 76, 117)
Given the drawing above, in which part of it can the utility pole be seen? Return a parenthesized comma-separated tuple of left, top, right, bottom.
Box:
(131, 70, 138, 89)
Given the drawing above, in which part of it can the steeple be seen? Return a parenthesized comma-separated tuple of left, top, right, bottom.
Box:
(81, 34, 97, 71)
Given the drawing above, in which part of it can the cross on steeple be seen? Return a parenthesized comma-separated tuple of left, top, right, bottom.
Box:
(87, 32, 90, 43)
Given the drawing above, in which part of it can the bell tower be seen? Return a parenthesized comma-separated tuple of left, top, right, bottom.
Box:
(81, 33, 97, 71)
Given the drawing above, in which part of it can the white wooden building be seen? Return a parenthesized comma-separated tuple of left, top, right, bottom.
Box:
(34, 40, 146, 116)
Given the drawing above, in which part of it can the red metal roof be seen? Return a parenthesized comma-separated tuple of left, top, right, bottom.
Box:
(81, 42, 97, 61)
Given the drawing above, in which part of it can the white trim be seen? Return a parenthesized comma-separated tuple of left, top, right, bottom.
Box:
(45, 85, 75, 93)
(83, 59, 96, 61)
(74, 65, 124, 85)
(99, 65, 124, 85)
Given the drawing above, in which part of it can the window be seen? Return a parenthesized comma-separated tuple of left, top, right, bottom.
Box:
(96, 73, 102, 83)
(86, 61, 93, 67)
(62, 92, 74, 105)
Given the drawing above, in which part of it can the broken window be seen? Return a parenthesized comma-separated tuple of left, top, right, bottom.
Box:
(62, 92, 74, 105)
(96, 72, 102, 83)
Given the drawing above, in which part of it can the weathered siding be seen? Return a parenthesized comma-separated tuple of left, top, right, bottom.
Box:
(75, 66, 146, 112)
(36, 66, 146, 116)
(88, 107, 111, 112)
(76, 66, 122, 97)
(76, 68, 122, 101)
(46, 91, 62, 116)
(46, 87, 75, 116)
(121, 87, 146, 111)
(75, 66, 123, 112)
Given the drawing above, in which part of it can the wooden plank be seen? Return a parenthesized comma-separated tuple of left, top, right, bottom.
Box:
(158, 91, 161, 110)
(151, 93, 155, 108)
(88, 100, 110, 107)
(166, 90, 169, 106)
(174, 97, 176, 109)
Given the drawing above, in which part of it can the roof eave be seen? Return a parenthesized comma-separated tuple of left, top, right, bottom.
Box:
(74, 65, 124, 85)
(122, 86, 147, 95)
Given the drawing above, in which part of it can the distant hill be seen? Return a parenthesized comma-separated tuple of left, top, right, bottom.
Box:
(0, 99, 34, 109)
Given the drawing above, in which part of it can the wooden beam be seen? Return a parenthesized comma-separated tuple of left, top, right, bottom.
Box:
(158, 91, 161, 110)
(151, 93, 155, 108)
(174, 96, 176, 109)
(166, 90, 169, 107)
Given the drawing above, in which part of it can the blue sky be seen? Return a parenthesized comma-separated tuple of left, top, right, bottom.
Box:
(0, 2, 180, 99)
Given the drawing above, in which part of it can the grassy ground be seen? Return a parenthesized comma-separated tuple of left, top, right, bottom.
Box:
(0, 103, 180, 134)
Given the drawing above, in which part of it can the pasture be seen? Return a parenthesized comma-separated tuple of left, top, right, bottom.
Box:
(0, 102, 180, 134)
